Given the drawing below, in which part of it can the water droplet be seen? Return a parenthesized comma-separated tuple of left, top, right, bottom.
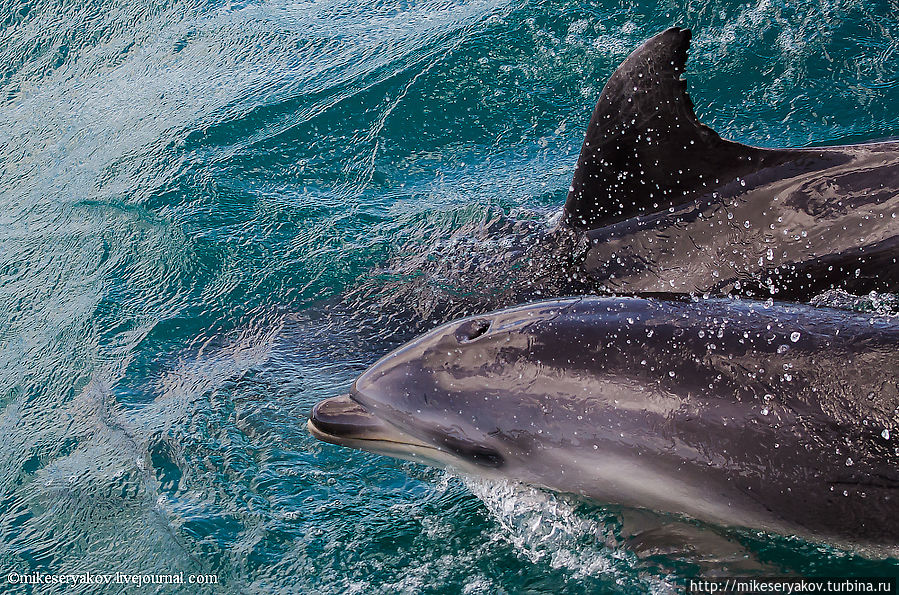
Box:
(760, 407, 769, 416)
(790, 331, 801, 342)
(882, 429, 891, 440)
(845, 457, 854, 467)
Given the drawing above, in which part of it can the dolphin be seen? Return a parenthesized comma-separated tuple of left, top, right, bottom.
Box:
(563, 27, 899, 300)
(307, 26, 899, 558)
(309, 296, 899, 554)
(360, 27, 898, 327)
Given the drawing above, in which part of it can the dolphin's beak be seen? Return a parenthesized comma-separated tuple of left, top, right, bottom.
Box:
(308, 394, 391, 441)
(309, 394, 506, 469)
(307, 394, 439, 459)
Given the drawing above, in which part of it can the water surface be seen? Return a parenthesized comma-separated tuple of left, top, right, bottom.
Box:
(1, 0, 898, 591)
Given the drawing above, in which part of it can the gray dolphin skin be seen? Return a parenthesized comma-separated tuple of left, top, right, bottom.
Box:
(563, 27, 898, 300)
(310, 297, 899, 553)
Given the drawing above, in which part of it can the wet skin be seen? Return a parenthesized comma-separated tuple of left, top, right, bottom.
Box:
(562, 28, 898, 300)
(310, 296, 899, 554)
(577, 145, 899, 298)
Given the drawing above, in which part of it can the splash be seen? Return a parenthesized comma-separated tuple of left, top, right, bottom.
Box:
(462, 475, 677, 592)
(810, 289, 899, 315)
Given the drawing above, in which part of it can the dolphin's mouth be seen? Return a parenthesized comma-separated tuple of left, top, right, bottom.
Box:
(307, 394, 443, 461)
(308, 394, 505, 469)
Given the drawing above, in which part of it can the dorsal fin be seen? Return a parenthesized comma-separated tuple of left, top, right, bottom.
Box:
(563, 27, 786, 229)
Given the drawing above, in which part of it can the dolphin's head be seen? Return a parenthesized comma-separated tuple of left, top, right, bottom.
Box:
(308, 300, 587, 475)
(308, 296, 750, 506)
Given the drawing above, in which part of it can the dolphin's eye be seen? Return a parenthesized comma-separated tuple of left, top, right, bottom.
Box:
(456, 319, 491, 342)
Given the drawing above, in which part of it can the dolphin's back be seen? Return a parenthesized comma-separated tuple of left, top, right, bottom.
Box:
(564, 27, 899, 298)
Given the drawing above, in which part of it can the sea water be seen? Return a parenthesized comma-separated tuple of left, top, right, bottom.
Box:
(1, 0, 897, 592)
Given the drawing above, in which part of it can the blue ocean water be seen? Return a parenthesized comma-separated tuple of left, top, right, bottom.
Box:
(0, 0, 897, 591)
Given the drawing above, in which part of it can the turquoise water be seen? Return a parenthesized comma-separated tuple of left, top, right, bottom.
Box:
(1, 0, 898, 592)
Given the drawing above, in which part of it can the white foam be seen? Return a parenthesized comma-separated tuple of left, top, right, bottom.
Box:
(461, 474, 676, 592)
